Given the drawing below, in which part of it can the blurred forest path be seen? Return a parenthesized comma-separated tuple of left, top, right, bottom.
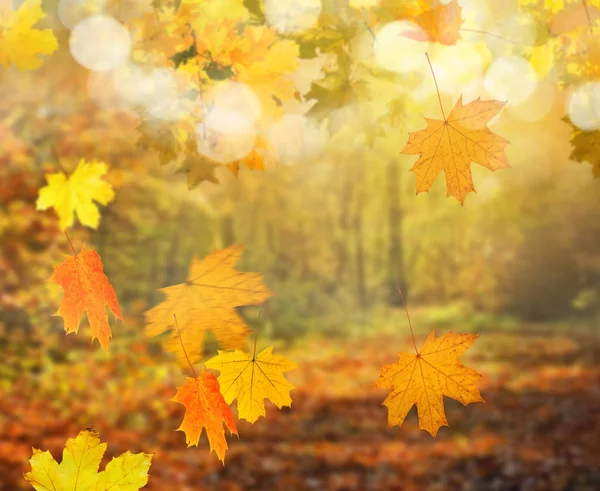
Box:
(2, 318, 599, 491)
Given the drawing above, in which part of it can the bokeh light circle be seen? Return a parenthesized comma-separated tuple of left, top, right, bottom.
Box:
(509, 79, 556, 123)
(264, 0, 322, 34)
(143, 68, 193, 121)
(268, 114, 326, 163)
(483, 56, 538, 105)
(196, 108, 257, 163)
(70, 15, 131, 72)
(205, 82, 261, 124)
(112, 63, 156, 107)
(374, 21, 428, 74)
(567, 82, 600, 131)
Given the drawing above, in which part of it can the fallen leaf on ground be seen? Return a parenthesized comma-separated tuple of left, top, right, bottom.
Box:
(375, 330, 483, 437)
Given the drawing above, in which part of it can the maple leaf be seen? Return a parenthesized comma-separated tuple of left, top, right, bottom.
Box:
(24, 428, 152, 490)
(171, 370, 238, 463)
(402, 96, 510, 204)
(411, 0, 463, 46)
(144, 245, 273, 365)
(375, 330, 483, 437)
(177, 152, 221, 187)
(50, 245, 123, 349)
(0, 0, 58, 71)
(206, 345, 297, 423)
(226, 135, 276, 177)
(36, 159, 115, 230)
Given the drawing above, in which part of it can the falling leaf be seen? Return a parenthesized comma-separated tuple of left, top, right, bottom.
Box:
(402, 96, 509, 204)
(24, 428, 152, 490)
(171, 370, 238, 463)
(551, 2, 600, 35)
(0, 0, 58, 70)
(36, 159, 115, 230)
(226, 135, 277, 176)
(144, 245, 273, 366)
(375, 330, 483, 437)
(206, 346, 297, 423)
(50, 245, 123, 349)
(401, 0, 463, 45)
(177, 152, 221, 187)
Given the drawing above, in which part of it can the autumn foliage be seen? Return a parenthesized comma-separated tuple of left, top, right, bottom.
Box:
(1, 0, 599, 489)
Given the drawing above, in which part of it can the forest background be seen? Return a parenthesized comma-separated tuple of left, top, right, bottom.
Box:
(1, 0, 600, 489)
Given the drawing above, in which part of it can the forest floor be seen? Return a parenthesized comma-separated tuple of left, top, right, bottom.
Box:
(1, 318, 600, 490)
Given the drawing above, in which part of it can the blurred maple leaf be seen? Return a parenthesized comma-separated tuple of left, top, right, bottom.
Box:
(226, 135, 277, 176)
(36, 160, 115, 230)
(0, 0, 57, 70)
(206, 345, 297, 423)
(24, 428, 152, 490)
(144, 245, 273, 366)
(375, 330, 483, 437)
(402, 96, 510, 204)
(50, 245, 123, 349)
(407, 0, 463, 45)
(171, 370, 237, 463)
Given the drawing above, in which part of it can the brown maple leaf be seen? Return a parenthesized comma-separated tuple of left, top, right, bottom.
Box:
(50, 245, 123, 348)
(375, 330, 483, 437)
(402, 96, 510, 204)
(171, 370, 238, 463)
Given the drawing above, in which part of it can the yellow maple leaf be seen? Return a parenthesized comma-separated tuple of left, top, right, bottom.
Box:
(402, 96, 510, 204)
(24, 429, 152, 490)
(375, 330, 484, 437)
(144, 245, 273, 366)
(0, 0, 58, 70)
(36, 159, 115, 230)
(206, 345, 297, 423)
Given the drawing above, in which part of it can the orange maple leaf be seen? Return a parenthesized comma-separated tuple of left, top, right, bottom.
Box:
(403, 0, 463, 45)
(375, 330, 483, 437)
(402, 96, 510, 204)
(171, 370, 238, 463)
(226, 136, 277, 177)
(50, 245, 123, 349)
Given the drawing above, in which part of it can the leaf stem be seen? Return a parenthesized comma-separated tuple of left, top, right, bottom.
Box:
(459, 27, 518, 45)
(252, 309, 261, 361)
(397, 286, 418, 355)
(425, 52, 446, 121)
(173, 314, 198, 379)
(51, 145, 69, 175)
(582, 0, 594, 34)
(64, 231, 76, 256)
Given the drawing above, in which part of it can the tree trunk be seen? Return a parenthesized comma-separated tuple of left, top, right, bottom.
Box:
(387, 160, 407, 305)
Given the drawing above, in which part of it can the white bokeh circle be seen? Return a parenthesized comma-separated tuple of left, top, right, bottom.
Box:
(268, 114, 326, 163)
(484, 56, 538, 105)
(196, 108, 257, 163)
(70, 15, 131, 72)
(567, 82, 600, 131)
(205, 82, 261, 124)
(142, 68, 193, 121)
(374, 21, 428, 74)
(264, 0, 322, 34)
